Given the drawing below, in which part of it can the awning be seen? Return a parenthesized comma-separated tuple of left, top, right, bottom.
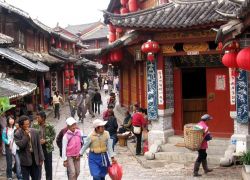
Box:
(0, 48, 49, 72)
(81, 30, 139, 58)
(77, 58, 103, 69)
(0, 73, 37, 99)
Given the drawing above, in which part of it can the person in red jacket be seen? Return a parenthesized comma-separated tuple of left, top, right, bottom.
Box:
(132, 108, 146, 155)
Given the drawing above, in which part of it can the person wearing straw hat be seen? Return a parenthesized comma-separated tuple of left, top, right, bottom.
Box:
(193, 114, 213, 177)
(80, 119, 116, 180)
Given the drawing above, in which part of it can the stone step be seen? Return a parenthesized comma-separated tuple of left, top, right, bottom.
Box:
(160, 143, 226, 156)
(167, 136, 230, 147)
(154, 151, 222, 165)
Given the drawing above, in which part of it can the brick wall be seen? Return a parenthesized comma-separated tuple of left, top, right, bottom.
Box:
(165, 57, 174, 109)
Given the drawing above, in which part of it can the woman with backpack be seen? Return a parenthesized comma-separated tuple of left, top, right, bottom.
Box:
(62, 117, 83, 180)
(2, 115, 17, 180)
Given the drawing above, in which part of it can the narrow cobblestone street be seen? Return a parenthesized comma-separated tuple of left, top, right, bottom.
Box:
(0, 92, 242, 180)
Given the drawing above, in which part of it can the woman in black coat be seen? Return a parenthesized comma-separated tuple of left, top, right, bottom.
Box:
(104, 109, 118, 150)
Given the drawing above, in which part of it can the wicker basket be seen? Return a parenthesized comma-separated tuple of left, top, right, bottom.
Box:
(184, 123, 204, 151)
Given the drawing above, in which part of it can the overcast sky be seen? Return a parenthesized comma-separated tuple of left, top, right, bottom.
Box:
(6, 0, 110, 28)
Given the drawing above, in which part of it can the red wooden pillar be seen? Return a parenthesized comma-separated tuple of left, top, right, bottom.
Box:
(136, 62, 140, 104)
(173, 68, 183, 135)
(39, 75, 45, 107)
(128, 64, 132, 106)
(157, 54, 166, 110)
(119, 67, 124, 106)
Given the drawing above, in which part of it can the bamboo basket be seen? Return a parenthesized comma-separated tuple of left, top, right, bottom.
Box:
(184, 123, 204, 151)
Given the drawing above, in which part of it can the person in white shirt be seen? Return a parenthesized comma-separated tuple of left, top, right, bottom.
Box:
(52, 91, 63, 120)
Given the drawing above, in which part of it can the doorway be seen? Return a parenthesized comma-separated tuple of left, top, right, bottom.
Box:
(182, 68, 207, 125)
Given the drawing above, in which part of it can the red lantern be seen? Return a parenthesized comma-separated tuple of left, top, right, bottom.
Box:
(222, 52, 238, 68)
(218, 42, 223, 50)
(70, 70, 74, 77)
(112, 50, 123, 62)
(128, 0, 138, 12)
(57, 41, 62, 49)
(64, 64, 69, 69)
(69, 63, 74, 70)
(64, 43, 68, 50)
(113, 9, 120, 14)
(141, 40, 160, 53)
(51, 37, 55, 45)
(109, 24, 116, 33)
(101, 55, 108, 64)
(70, 77, 75, 85)
(147, 52, 155, 62)
(237, 47, 250, 70)
(64, 70, 70, 78)
(109, 32, 116, 43)
(109, 52, 114, 62)
(120, 7, 129, 14)
(121, 0, 129, 6)
(116, 27, 123, 33)
(65, 78, 70, 86)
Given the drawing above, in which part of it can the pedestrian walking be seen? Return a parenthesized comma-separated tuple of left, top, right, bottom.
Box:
(56, 126, 68, 158)
(93, 89, 102, 114)
(103, 83, 109, 95)
(13, 121, 23, 180)
(2, 115, 16, 180)
(107, 93, 116, 108)
(104, 110, 118, 150)
(52, 91, 63, 120)
(33, 111, 56, 180)
(76, 91, 85, 123)
(0, 113, 7, 155)
(14, 115, 44, 180)
(84, 91, 95, 118)
(132, 108, 147, 155)
(98, 76, 102, 90)
(193, 114, 213, 177)
(68, 91, 77, 118)
(62, 117, 83, 180)
(103, 105, 114, 121)
(80, 119, 117, 180)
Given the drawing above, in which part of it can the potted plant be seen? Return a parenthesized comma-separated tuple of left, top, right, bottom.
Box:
(241, 150, 250, 173)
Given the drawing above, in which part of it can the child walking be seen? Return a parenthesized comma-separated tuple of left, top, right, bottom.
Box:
(62, 117, 83, 180)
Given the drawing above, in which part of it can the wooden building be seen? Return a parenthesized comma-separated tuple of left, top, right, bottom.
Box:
(97, 0, 241, 148)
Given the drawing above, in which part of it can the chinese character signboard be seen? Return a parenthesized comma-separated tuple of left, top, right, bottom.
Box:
(157, 70, 164, 105)
(236, 70, 249, 124)
(229, 68, 236, 105)
(215, 75, 226, 90)
(147, 61, 158, 120)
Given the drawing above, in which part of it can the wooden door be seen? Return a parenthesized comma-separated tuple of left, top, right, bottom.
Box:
(206, 68, 233, 137)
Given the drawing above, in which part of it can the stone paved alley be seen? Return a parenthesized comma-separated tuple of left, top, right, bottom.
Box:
(0, 92, 242, 180)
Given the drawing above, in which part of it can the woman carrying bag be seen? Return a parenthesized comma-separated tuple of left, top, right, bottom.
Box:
(132, 108, 146, 156)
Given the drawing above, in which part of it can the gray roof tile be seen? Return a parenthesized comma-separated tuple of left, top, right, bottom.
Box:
(104, 0, 236, 29)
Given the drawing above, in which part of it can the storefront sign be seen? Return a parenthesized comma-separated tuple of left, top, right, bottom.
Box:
(236, 70, 249, 124)
(157, 70, 164, 105)
(215, 75, 226, 90)
(229, 68, 236, 105)
(147, 61, 158, 120)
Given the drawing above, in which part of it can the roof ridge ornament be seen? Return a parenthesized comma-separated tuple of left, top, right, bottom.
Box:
(215, 9, 238, 18)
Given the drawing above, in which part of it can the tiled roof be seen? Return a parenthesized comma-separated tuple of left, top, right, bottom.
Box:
(0, 33, 14, 45)
(0, 73, 37, 99)
(104, 0, 236, 30)
(81, 25, 109, 41)
(65, 21, 102, 36)
(10, 48, 63, 64)
(0, 48, 49, 72)
(81, 30, 139, 58)
(76, 58, 103, 69)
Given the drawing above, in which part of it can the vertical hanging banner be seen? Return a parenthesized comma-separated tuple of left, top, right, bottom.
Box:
(236, 70, 249, 124)
(229, 68, 236, 105)
(157, 70, 164, 105)
(147, 61, 158, 120)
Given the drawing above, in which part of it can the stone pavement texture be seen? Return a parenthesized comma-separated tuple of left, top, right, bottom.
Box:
(0, 91, 243, 180)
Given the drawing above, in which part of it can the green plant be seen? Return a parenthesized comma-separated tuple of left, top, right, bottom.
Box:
(241, 151, 250, 165)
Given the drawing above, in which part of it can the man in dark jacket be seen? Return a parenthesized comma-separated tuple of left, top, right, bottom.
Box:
(14, 115, 44, 180)
(104, 109, 118, 150)
(93, 89, 102, 114)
